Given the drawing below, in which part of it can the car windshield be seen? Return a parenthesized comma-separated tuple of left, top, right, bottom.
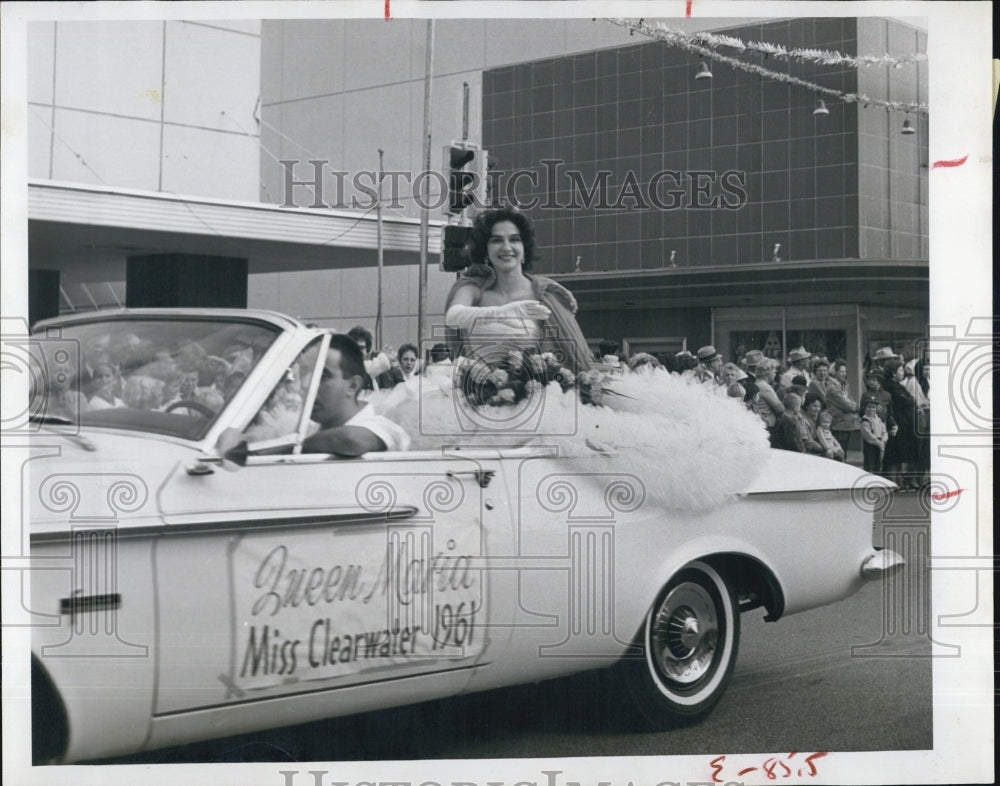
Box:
(28, 316, 281, 441)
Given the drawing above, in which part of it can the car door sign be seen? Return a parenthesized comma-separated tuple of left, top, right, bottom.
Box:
(231, 523, 483, 689)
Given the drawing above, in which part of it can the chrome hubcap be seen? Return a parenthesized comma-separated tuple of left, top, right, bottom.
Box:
(651, 581, 719, 686)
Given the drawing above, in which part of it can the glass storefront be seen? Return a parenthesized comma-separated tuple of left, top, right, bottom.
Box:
(714, 304, 928, 395)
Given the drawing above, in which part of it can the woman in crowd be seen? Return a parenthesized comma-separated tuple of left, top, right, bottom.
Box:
(801, 391, 823, 432)
(43, 362, 89, 420)
(825, 360, 861, 456)
(770, 392, 809, 453)
(397, 344, 421, 381)
(881, 358, 919, 490)
(444, 207, 593, 373)
(87, 360, 125, 410)
(806, 358, 830, 405)
(751, 357, 784, 430)
(721, 362, 747, 404)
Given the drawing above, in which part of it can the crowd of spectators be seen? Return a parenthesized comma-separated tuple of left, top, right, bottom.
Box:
(53, 313, 928, 490)
(656, 341, 929, 489)
(345, 329, 928, 489)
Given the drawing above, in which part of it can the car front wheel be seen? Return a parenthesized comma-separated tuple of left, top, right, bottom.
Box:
(616, 560, 740, 729)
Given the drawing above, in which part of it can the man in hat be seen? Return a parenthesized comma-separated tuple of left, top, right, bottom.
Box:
(779, 346, 812, 391)
(739, 349, 763, 403)
(872, 346, 899, 372)
(695, 345, 724, 390)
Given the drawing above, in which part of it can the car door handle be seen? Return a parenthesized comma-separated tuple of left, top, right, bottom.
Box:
(446, 469, 495, 488)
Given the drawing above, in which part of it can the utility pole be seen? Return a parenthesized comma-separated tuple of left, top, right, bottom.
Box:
(417, 19, 435, 349)
(375, 147, 384, 348)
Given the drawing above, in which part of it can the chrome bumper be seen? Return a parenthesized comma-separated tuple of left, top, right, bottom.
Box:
(861, 548, 905, 580)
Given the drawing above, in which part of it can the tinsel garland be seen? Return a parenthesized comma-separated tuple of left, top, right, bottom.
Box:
(607, 18, 928, 116)
(686, 28, 926, 68)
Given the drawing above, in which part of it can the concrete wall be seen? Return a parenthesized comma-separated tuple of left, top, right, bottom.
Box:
(28, 20, 261, 200)
(247, 261, 457, 348)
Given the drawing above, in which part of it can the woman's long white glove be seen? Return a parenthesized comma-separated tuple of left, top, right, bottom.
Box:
(445, 301, 551, 333)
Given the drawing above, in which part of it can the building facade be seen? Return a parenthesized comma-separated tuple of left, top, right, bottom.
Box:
(476, 17, 928, 369)
(27, 16, 928, 380)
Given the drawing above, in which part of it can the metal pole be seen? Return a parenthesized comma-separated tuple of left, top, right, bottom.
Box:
(418, 20, 435, 349)
(375, 147, 384, 348)
(462, 82, 469, 142)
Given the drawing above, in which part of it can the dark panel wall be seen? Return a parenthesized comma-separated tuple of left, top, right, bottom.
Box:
(126, 254, 248, 308)
(483, 18, 925, 277)
(29, 269, 61, 327)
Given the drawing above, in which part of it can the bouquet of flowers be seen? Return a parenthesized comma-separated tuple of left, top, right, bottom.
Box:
(454, 349, 616, 408)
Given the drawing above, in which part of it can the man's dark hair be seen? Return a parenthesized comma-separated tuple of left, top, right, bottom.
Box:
(346, 326, 373, 353)
(468, 207, 538, 272)
(328, 334, 366, 383)
(397, 343, 418, 363)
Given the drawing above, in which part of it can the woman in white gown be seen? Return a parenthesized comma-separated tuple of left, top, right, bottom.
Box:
(444, 207, 594, 373)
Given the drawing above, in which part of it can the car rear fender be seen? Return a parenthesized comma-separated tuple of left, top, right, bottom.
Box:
(633, 538, 786, 637)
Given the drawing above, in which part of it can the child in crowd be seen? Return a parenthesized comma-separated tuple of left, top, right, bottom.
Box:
(814, 410, 845, 461)
(860, 399, 889, 474)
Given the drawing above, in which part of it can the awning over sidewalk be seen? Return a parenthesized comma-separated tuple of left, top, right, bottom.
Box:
(28, 180, 443, 275)
(552, 259, 928, 312)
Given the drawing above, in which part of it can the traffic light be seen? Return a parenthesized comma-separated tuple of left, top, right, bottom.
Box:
(440, 224, 472, 272)
(444, 144, 487, 215)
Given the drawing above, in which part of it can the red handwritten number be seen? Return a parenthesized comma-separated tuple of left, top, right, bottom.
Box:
(803, 751, 828, 776)
(710, 754, 726, 783)
(715, 751, 826, 780)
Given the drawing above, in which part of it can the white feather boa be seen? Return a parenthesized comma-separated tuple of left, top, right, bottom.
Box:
(371, 368, 770, 514)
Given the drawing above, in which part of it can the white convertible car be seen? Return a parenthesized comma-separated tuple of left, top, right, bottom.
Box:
(25, 309, 901, 764)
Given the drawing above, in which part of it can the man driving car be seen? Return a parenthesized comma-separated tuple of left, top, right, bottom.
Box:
(301, 334, 410, 455)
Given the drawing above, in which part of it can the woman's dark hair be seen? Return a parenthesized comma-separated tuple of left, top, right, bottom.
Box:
(802, 390, 825, 411)
(397, 343, 418, 362)
(346, 325, 373, 353)
(882, 358, 904, 385)
(468, 207, 538, 272)
(429, 342, 450, 363)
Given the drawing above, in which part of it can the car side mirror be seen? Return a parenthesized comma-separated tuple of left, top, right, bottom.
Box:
(216, 427, 248, 467)
(223, 440, 249, 467)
